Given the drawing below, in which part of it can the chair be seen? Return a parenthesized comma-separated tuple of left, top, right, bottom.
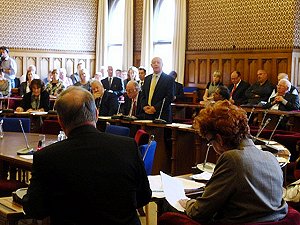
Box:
(134, 129, 150, 146)
(139, 140, 157, 175)
(0, 117, 30, 133)
(158, 206, 300, 225)
(41, 119, 62, 135)
(105, 124, 130, 137)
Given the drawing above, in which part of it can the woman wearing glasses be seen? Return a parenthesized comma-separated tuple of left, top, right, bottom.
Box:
(180, 100, 287, 224)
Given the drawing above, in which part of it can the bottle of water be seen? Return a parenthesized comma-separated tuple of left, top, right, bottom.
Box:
(57, 131, 66, 141)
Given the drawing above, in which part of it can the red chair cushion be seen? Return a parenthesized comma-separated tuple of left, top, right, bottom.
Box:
(134, 129, 149, 146)
(0, 180, 28, 197)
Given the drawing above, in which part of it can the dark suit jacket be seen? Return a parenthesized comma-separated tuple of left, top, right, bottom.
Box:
(140, 72, 175, 123)
(263, 92, 300, 111)
(174, 81, 184, 102)
(96, 91, 119, 116)
(21, 90, 50, 111)
(123, 92, 142, 117)
(70, 72, 80, 85)
(23, 125, 152, 225)
(101, 76, 124, 97)
(228, 80, 250, 105)
(245, 80, 274, 105)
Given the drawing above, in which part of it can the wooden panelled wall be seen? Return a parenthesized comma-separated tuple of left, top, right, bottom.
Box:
(10, 50, 96, 80)
(184, 50, 300, 93)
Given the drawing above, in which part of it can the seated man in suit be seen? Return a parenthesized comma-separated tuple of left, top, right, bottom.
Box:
(245, 69, 274, 105)
(228, 71, 250, 105)
(90, 80, 118, 116)
(140, 57, 175, 123)
(23, 86, 152, 225)
(263, 78, 300, 111)
(169, 70, 184, 102)
(123, 80, 142, 117)
(101, 65, 124, 97)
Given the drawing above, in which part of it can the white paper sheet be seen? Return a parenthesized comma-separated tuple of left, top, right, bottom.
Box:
(160, 171, 189, 212)
(191, 171, 213, 181)
(19, 155, 33, 160)
(148, 175, 165, 198)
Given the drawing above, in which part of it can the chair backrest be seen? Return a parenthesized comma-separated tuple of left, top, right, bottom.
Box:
(0, 117, 30, 133)
(41, 120, 62, 135)
(105, 124, 130, 137)
(134, 129, 150, 146)
(158, 206, 300, 225)
(139, 140, 157, 175)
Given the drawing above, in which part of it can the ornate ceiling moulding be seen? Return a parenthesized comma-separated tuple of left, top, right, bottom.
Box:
(9, 47, 95, 55)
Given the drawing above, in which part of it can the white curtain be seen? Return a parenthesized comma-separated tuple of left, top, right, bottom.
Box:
(172, 0, 186, 84)
(122, 0, 134, 71)
(95, 0, 108, 71)
(140, 0, 153, 74)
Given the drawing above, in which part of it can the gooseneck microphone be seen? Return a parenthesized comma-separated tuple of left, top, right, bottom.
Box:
(142, 135, 155, 161)
(153, 98, 167, 124)
(255, 117, 271, 140)
(111, 101, 123, 119)
(259, 109, 269, 130)
(17, 119, 34, 155)
(197, 142, 215, 173)
(267, 114, 284, 145)
(247, 107, 255, 122)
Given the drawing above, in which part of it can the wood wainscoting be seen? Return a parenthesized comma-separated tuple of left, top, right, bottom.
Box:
(9, 49, 96, 80)
(185, 49, 300, 93)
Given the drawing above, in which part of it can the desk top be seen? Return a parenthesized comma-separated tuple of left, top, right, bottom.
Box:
(0, 197, 24, 219)
(0, 132, 57, 169)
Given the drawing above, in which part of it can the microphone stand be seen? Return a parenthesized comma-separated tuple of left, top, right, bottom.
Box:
(111, 101, 123, 119)
(252, 118, 271, 145)
(142, 135, 155, 161)
(153, 98, 167, 124)
(267, 114, 284, 145)
(17, 119, 34, 155)
(197, 143, 215, 173)
(259, 109, 268, 130)
(247, 107, 255, 122)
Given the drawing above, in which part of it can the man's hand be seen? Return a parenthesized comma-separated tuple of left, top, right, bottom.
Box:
(143, 106, 156, 114)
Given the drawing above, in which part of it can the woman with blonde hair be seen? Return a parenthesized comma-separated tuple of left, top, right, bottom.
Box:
(202, 70, 223, 101)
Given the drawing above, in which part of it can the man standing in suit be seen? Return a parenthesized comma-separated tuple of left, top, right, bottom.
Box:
(169, 70, 184, 102)
(91, 80, 119, 116)
(101, 65, 124, 97)
(23, 86, 151, 225)
(0, 46, 17, 88)
(70, 63, 83, 85)
(138, 66, 146, 89)
(140, 57, 174, 123)
(123, 80, 142, 117)
(228, 71, 250, 105)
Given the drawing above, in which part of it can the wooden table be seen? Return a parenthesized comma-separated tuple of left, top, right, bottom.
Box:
(0, 197, 24, 225)
(0, 132, 57, 181)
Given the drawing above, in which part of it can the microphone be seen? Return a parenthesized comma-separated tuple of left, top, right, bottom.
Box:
(142, 135, 155, 161)
(247, 107, 255, 122)
(153, 98, 167, 124)
(252, 118, 271, 145)
(267, 114, 284, 145)
(17, 119, 34, 155)
(2, 97, 14, 113)
(259, 109, 268, 130)
(123, 100, 137, 121)
(196, 142, 216, 173)
(111, 101, 123, 119)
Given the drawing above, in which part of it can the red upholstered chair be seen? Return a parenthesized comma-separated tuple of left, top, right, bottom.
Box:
(158, 206, 300, 225)
(134, 129, 150, 146)
(41, 119, 62, 135)
(0, 180, 28, 197)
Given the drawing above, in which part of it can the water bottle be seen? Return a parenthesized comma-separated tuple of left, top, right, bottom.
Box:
(57, 131, 66, 141)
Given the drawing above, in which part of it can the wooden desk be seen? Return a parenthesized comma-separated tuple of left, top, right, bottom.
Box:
(0, 133, 57, 181)
(0, 197, 24, 225)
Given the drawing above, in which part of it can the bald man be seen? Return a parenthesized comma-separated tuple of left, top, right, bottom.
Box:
(140, 57, 175, 123)
(123, 80, 142, 117)
(245, 69, 274, 105)
(228, 71, 250, 105)
(23, 86, 151, 225)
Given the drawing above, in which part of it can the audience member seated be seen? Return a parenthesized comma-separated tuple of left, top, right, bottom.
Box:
(70, 62, 82, 85)
(202, 70, 223, 102)
(42, 70, 52, 85)
(59, 68, 73, 88)
(19, 69, 34, 96)
(263, 79, 300, 111)
(16, 79, 50, 112)
(90, 80, 118, 116)
(74, 68, 91, 91)
(179, 100, 288, 224)
(19, 65, 39, 83)
(124, 66, 138, 88)
(169, 70, 184, 102)
(45, 69, 65, 98)
(0, 70, 11, 96)
(269, 73, 299, 101)
(228, 70, 250, 105)
(245, 69, 274, 105)
(123, 80, 142, 117)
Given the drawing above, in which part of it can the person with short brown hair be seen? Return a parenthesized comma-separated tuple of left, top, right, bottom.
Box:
(180, 100, 287, 224)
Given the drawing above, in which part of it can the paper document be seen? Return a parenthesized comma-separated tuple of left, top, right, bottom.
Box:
(148, 175, 165, 198)
(160, 171, 189, 212)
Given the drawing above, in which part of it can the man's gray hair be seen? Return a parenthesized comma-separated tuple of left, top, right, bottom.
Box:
(54, 86, 97, 128)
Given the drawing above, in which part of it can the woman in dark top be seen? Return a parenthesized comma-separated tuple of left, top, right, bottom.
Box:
(19, 69, 34, 96)
(16, 79, 50, 112)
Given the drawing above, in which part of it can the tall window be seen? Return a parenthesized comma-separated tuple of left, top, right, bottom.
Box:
(107, 0, 125, 70)
(153, 0, 175, 73)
